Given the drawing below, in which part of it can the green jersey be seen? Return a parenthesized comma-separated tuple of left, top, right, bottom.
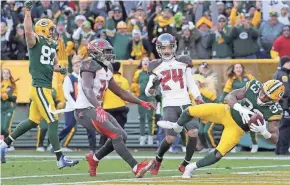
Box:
(28, 36, 58, 88)
(231, 80, 283, 131)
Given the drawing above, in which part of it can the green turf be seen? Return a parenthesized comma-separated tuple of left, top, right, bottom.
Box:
(1, 150, 290, 185)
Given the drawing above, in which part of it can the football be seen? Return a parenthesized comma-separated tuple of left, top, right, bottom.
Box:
(249, 113, 264, 126)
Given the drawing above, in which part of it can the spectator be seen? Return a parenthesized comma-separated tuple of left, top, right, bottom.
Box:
(102, 62, 130, 147)
(33, 0, 53, 22)
(106, 6, 127, 31)
(78, 0, 95, 21)
(217, 1, 225, 15)
(11, 24, 28, 60)
(196, 16, 212, 59)
(259, 11, 284, 58)
(167, 0, 183, 15)
(1, 68, 18, 142)
(278, 4, 290, 25)
(209, 15, 232, 59)
(128, 28, 152, 60)
(94, 16, 106, 38)
(131, 57, 156, 146)
(230, 14, 259, 59)
(1, 21, 12, 60)
(224, 2, 233, 17)
(176, 22, 200, 59)
(271, 25, 290, 59)
(107, 21, 131, 60)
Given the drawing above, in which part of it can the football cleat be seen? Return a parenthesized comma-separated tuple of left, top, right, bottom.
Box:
(0, 141, 7, 164)
(157, 121, 183, 133)
(150, 159, 162, 175)
(36, 147, 45, 152)
(178, 165, 185, 173)
(57, 155, 79, 169)
(134, 160, 154, 178)
(86, 153, 99, 177)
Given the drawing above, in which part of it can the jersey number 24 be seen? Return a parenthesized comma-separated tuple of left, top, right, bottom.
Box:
(161, 69, 184, 91)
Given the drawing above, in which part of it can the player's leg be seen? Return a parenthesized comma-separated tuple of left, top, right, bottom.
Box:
(1, 110, 10, 138)
(59, 111, 77, 149)
(147, 105, 155, 145)
(250, 131, 258, 153)
(86, 129, 97, 153)
(138, 104, 146, 145)
(36, 120, 48, 152)
(198, 122, 208, 151)
(34, 87, 78, 167)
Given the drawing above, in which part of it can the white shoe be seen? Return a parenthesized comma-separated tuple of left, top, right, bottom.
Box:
(140, 136, 146, 146)
(182, 163, 197, 178)
(36, 147, 45, 152)
(230, 146, 237, 153)
(251, 145, 258, 153)
(198, 148, 210, 153)
(61, 147, 73, 152)
(157, 121, 183, 133)
(147, 135, 154, 145)
(182, 146, 186, 152)
(7, 146, 15, 152)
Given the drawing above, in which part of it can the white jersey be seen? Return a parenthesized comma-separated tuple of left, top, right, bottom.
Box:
(75, 60, 113, 109)
(145, 58, 200, 108)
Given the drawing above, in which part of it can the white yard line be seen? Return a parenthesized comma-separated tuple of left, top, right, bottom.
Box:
(6, 155, 290, 160)
(2, 165, 290, 181)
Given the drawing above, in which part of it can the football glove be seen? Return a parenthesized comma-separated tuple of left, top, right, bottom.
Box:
(59, 68, 67, 75)
(250, 119, 272, 139)
(24, 0, 33, 11)
(233, 103, 255, 124)
(95, 106, 108, 123)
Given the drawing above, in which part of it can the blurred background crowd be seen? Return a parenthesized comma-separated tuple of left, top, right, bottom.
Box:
(1, 0, 290, 155)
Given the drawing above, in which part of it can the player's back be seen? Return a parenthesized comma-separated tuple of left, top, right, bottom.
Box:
(150, 59, 191, 107)
(28, 36, 57, 88)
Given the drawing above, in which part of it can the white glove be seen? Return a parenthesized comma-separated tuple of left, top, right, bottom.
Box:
(249, 119, 272, 139)
(233, 103, 255, 124)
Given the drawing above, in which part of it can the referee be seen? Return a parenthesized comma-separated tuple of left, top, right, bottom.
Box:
(273, 56, 290, 155)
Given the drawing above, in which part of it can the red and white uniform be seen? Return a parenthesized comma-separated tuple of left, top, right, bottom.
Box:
(145, 58, 201, 108)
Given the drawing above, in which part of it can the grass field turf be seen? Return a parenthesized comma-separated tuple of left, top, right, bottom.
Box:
(1, 150, 290, 185)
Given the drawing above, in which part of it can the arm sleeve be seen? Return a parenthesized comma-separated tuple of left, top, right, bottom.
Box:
(185, 68, 201, 99)
(251, 10, 261, 28)
(229, 8, 238, 27)
(145, 74, 157, 97)
(63, 76, 76, 107)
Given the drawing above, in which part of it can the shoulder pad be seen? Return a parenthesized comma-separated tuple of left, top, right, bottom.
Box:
(177, 55, 193, 67)
(148, 59, 162, 73)
(80, 59, 102, 76)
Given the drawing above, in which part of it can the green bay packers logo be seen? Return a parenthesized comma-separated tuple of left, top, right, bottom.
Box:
(39, 21, 49, 27)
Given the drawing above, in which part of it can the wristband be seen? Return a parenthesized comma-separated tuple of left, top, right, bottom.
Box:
(261, 130, 272, 139)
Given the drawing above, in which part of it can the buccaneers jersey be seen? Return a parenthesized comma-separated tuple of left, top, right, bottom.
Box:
(75, 59, 113, 109)
(146, 57, 197, 107)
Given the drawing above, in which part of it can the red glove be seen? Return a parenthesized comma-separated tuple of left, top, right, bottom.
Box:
(140, 101, 156, 110)
(96, 106, 108, 123)
(196, 96, 204, 105)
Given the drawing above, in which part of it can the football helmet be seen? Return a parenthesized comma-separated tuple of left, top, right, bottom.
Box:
(87, 39, 115, 66)
(34, 18, 56, 40)
(156, 33, 177, 60)
(257, 80, 285, 106)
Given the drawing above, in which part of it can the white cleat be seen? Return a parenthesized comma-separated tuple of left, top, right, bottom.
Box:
(61, 147, 73, 152)
(182, 162, 197, 178)
(7, 146, 15, 152)
(147, 135, 154, 145)
(157, 121, 183, 133)
(36, 147, 45, 152)
(251, 145, 258, 153)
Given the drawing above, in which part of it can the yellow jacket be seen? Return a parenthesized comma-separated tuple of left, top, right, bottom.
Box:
(130, 69, 142, 97)
(223, 73, 255, 93)
(229, 8, 261, 28)
(103, 73, 130, 109)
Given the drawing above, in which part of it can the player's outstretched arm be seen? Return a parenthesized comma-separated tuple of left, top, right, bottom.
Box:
(24, 0, 36, 48)
(108, 79, 156, 110)
(82, 71, 102, 108)
(224, 87, 247, 107)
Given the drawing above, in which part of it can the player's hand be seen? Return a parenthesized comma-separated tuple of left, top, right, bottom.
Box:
(250, 119, 272, 139)
(140, 101, 156, 110)
(1, 93, 9, 101)
(233, 103, 255, 124)
(195, 96, 204, 105)
(59, 68, 67, 75)
(24, 0, 34, 11)
(95, 106, 108, 123)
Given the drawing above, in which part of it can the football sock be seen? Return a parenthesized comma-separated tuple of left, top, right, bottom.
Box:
(196, 150, 221, 168)
(182, 137, 197, 166)
(95, 139, 114, 160)
(5, 119, 38, 146)
(37, 128, 47, 148)
(250, 131, 258, 145)
(156, 139, 171, 162)
(177, 108, 193, 127)
(47, 120, 62, 160)
(112, 137, 138, 169)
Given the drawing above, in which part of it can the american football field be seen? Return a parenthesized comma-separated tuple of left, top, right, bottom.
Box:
(1, 150, 290, 185)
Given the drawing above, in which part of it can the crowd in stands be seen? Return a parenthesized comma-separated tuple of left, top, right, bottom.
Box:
(1, 0, 290, 63)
